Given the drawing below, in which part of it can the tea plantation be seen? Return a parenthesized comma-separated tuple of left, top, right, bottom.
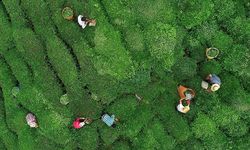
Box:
(0, 0, 249, 149)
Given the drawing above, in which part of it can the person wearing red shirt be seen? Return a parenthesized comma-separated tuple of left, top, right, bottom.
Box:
(73, 117, 92, 129)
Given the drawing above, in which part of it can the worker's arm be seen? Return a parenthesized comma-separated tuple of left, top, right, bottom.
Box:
(188, 88, 195, 97)
(179, 98, 185, 104)
(206, 88, 212, 93)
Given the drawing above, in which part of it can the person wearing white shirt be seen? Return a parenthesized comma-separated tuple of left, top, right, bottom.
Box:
(177, 99, 190, 114)
(77, 15, 96, 29)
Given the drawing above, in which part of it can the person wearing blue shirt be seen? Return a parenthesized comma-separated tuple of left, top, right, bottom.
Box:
(205, 74, 221, 92)
(101, 114, 119, 127)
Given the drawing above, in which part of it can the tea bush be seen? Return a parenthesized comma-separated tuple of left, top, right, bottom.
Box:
(178, 0, 214, 29)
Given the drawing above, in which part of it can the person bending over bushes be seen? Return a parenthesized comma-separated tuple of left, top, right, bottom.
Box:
(26, 113, 38, 128)
(73, 117, 92, 129)
(202, 74, 221, 92)
(77, 15, 96, 29)
(176, 85, 195, 114)
(101, 113, 119, 128)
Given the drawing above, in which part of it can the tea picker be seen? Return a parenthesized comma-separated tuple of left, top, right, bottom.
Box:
(73, 117, 92, 129)
(78, 15, 96, 29)
(61, 7, 96, 29)
(201, 74, 221, 92)
(176, 85, 195, 114)
(101, 113, 119, 127)
(177, 99, 191, 114)
(26, 113, 38, 128)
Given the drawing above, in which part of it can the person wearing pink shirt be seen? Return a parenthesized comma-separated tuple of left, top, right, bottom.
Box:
(73, 117, 92, 129)
(26, 113, 38, 128)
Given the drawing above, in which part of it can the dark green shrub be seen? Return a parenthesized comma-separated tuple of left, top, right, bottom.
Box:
(133, 0, 176, 25)
(98, 123, 120, 146)
(108, 96, 137, 120)
(20, 0, 54, 36)
(93, 25, 135, 80)
(117, 68, 151, 94)
(213, 0, 236, 22)
(211, 105, 240, 127)
(222, 44, 250, 77)
(2, 0, 29, 27)
(202, 132, 227, 149)
(0, 139, 6, 150)
(181, 76, 202, 92)
(112, 141, 130, 150)
(149, 119, 176, 149)
(21, 0, 81, 90)
(16, 86, 72, 145)
(145, 23, 177, 69)
(121, 104, 154, 139)
(199, 60, 222, 78)
(36, 111, 72, 145)
(20, 0, 100, 116)
(0, 58, 29, 133)
(136, 81, 166, 104)
(46, 36, 79, 88)
(163, 113, 191, 142)
(18, 128, 38, 150)
(225, 17, 250, 44)
(155, 95, 192, 142)
(232, 134, 250, 149)
(72, 32, 120, 105)
(191, 113, 219, 139)
(177, 139, 204, 150)
(241, 77, 250, 92)
(0, 89, 18, 150)
(101, 0, 136, 29)
(3, 49, 32, 85)
(224, 121, 248, 137)
(0, 128, 17, 150)
(178, 0, 214, 29)
(18, 129, 64, 150)
(84, 0, 135, 80)
(195, 21, 220, 44)
(76, 126, 98, 150)
(132, 118, 175, 149)
(13, 28, 46, 64)
(0, 4, 13, 51)
(46, 0, 92, 52)
(218, 73, 247, 104)
(186, 36, 206, 62)
(172, 57, 197, 81)
(210, 105, 248, 137)
(194, 90, 221, 114)
(124, 25, 145, 53)
(13, 28, 64, 107)
(35, 134, 64, 150)
(210, 31, 233, 53)
(133, 126, 161, 150)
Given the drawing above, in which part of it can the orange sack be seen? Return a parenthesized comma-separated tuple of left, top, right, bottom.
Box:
(178, 85, 195, 99)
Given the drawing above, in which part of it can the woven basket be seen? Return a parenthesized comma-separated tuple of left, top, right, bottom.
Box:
(206, 47, 219, 60)
(62, 7, 74, 20)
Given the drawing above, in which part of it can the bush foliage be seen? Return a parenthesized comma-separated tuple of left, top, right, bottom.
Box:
(0, 0, 249, 149)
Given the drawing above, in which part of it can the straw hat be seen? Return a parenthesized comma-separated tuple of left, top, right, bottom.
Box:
(211, 84, 220, 92)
